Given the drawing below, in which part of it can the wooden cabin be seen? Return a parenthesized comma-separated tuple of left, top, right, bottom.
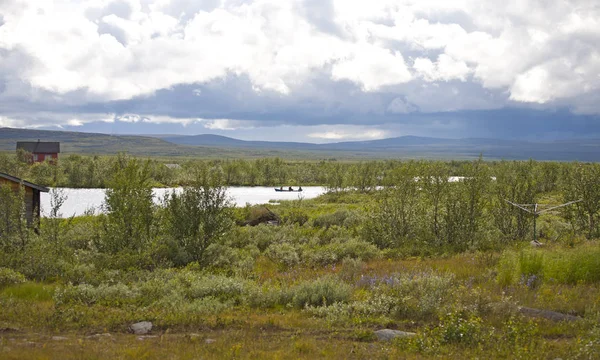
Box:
(0, 172, 49, 225)
(16, 141, 60, 163)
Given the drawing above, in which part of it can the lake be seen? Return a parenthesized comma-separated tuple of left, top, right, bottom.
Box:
(40, 187, 327, 218)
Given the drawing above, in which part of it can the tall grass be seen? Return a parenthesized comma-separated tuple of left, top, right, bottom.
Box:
(497, 244, 600, 286)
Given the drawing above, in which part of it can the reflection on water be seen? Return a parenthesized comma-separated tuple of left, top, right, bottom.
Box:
(40, 187, 326, 218)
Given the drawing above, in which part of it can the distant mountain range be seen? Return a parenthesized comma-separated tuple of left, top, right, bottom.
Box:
(1, 127, 600, 161)
(157, 133, 600, 161)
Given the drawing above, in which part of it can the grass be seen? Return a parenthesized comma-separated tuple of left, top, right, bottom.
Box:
(1, 162, 600, 358)
(1, 247, 599, 358)
(1, 283, 55, 302)
(498, 243, 600, 286)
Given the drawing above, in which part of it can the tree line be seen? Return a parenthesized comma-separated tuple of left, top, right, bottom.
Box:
(0, 156, 599, 280)
(0, 151, 473, 188)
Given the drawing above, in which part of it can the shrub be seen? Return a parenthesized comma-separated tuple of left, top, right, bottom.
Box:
(436, 310, 487, 345)
(291, 275, 352, 308)
(313, 210, 351, 229)
(266, 243, 300, 268)
(162, 180, 233, 265)
(337, 258, 364, 281)
(361, 271, 456, 319)
(576, 325, 600, 359)
(98, 158, 155, 253)
(502, 316, 539, 355)
(152, 293, 232, 315)
(54, 283, 140, 307)
(282, 208, 309, 226)
(303, 238, 380, 266)
(177, 273, 249, 304)
(203, 244, 258, 275)
(306, 293, 398, 322)
(244, 282, 294, 309)
(0, 267, 26, 288)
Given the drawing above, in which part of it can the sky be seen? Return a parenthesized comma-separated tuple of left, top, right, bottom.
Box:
(0, 0, 599, 142)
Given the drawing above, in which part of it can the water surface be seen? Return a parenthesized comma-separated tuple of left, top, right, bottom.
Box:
(40, 187, 326, 218)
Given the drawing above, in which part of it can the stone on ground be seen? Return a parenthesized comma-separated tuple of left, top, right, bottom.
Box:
(374, 329, 416, 341)
(130, 321, 153, 335)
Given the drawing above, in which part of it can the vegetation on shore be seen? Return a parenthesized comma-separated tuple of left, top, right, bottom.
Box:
(1, 156, 599, 359)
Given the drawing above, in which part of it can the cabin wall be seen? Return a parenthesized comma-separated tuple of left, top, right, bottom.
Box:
(32, 153, 58, 163)
(0, 177, 38, 224)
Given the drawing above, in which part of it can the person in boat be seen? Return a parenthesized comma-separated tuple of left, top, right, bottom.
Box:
(298, 186, 303, 191)
(280, 186, 283, 190)
(289, 186, 293, 191)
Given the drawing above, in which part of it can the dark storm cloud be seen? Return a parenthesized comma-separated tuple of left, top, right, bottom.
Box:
(1, 0, 599, 141)
(40, 74, 596, 140)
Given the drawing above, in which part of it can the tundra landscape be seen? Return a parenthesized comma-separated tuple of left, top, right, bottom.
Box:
(1, 150, 599, 359)
(1, 0, 600, 358)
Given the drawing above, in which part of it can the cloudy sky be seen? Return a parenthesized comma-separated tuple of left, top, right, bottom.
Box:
(0, 0, 599, 142)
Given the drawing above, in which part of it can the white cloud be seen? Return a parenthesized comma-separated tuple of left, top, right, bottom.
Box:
(331, 44, 412, 91)
(0, 0, 599, 119)
(0, 116, 24, 128)
(414, 54, 471, 82)
(117, 114, 146, 123)
(67, 119, 84, 126)
(308, 128, 387, 140)
(201, 119, 256, 131)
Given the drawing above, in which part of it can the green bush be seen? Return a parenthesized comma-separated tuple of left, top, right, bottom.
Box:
(266, 243, 300, 268)
(0, 267, 26, 288)
(303, 238, 380, 266)
(98, 158, 155, 254)
(245, 282, 294, 309)
(313, 210, 351, 229)
(153, 294, 232, 315)
(305, 294, 397, 322)
(282, 208, 309, 226)
(291, 275, 352, 308)
(54, 283, 140, 306)
(182, 274, 248, 303)
(436, 310, 487, 345)
(162, 179, 233, 266)
(375, 271, 456, 319)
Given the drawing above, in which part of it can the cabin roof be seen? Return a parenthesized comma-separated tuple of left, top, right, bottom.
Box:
(0, 172, 50, 192)
(16, 141, 60, 154)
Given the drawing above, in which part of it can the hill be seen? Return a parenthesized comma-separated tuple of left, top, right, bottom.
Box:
(159, 133, 600, 161)
(2, 127, 600, 161)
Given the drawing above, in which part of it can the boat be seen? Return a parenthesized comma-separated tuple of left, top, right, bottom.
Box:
(274, 188, 303, 192)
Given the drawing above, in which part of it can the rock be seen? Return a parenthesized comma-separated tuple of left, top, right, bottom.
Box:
(243, 207, 280, 226)
(205, 338, 217, 344)
(374, 329, 416, 341)
(51, 336, 68, 341)
(130, 321, 153, 335)
(487, 301, 518, 315)
(137, 335, 158, 341)
(0, 327, 19, 333)
(86, 333, 113, 340)
(518, 307, 581, 322)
